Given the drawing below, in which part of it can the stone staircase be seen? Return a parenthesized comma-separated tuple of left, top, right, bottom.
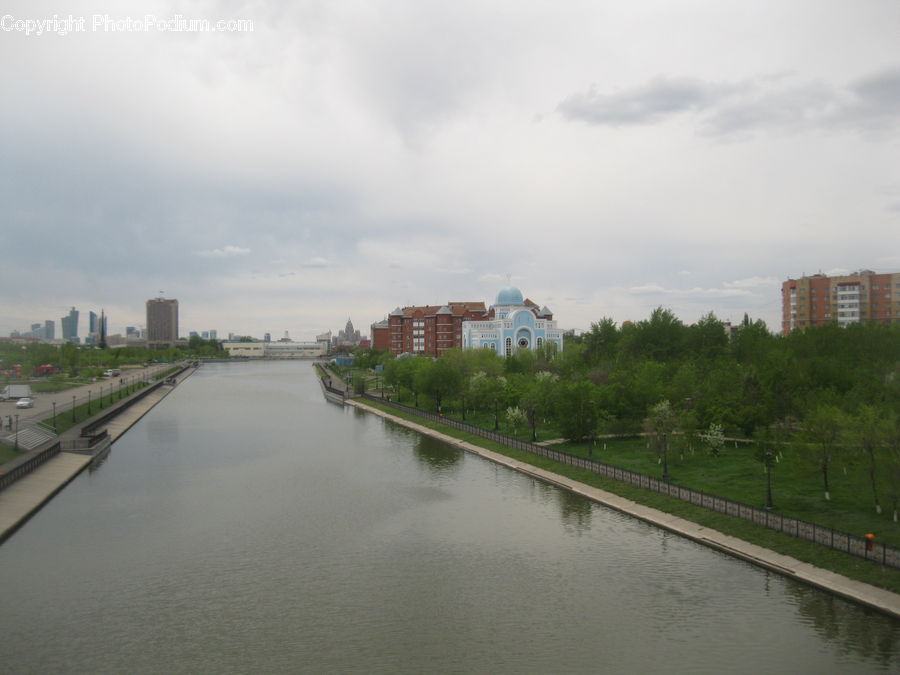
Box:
(0, 421, 58, 451)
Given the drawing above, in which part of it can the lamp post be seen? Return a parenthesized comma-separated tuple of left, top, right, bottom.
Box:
(72, 395, 76, 422)
(13, 414, 19, 451)
(87, 390, 92, 415)
(765, 449, 774, 509)
(662, 433, 670, 482)
(52, 401, 57, 432)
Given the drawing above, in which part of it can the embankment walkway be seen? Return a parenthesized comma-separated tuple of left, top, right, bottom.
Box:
(0, 367, 197, 544)
(345, 397, 900, 619)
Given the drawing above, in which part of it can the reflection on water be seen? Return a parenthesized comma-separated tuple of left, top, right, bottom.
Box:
(786, 582, 900, 666)
(0, 361, 897, 674)
(412, 433, 463, 477)
(557, 489, 593, 535)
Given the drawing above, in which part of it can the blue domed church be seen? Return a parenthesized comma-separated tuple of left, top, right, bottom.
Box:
(462, 285, 564, 355)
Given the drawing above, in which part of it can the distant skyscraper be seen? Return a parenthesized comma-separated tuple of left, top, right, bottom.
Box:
(146, 297, 179, 348)
(89, 311, 98, 336)
(61, 307, 79, 340)
(44, 320, 55, 340)
(209, 329, 217, 340)
(264, 332, 271, 343)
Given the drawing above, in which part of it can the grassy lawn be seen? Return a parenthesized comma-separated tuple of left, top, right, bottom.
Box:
(550, 436, 900, 548)
(0, 445, 22, 465)
(357, 397, 900, 594)
(37, 382, 151, 435)
(386, 391, 900, 548)
(27, 380, 84, 393)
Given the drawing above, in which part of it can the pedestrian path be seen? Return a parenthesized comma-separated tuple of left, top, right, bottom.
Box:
(347, 398, 900, 619)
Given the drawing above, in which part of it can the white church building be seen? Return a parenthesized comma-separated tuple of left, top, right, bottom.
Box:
(462, 285, 564, 356)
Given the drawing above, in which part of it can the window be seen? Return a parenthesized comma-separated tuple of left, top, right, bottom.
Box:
(505, 337, 512, 355)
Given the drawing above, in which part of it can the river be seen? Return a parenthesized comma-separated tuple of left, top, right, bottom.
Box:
(1, 361, 897, 673)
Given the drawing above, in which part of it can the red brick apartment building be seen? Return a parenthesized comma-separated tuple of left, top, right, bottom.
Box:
(781, 270, 900, 335)
(371, 302, 489, 357)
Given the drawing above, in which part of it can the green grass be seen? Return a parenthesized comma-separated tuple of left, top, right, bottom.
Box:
(384, 390, 900, 548)
(0, 445, 22, 465)
(551, 436, 900, 548)
(38, 382, 150, 435)
(356, 397, 900, 594)
(27, 380, 83, 393)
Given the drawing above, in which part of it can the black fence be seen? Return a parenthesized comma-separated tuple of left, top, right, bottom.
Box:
(361, 393, 900, 569)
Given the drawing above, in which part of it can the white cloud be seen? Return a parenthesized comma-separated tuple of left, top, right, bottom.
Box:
(724, 276, 779, 289)
(196, 246, 251, 258)
(301, 257, 332, 268)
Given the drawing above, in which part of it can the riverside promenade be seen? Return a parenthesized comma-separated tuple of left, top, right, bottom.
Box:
(0, 366, 197, 544)
(342, 396, 900, 619)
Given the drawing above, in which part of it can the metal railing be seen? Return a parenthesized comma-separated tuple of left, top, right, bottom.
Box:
(362, 394, 900, 569)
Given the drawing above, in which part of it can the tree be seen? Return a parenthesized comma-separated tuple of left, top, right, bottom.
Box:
(704, 422, 726, 458)
(883, 414, 900, 522)
(470, 372, 507, 430)
(802, 404, 845, 501)
(845, 405, 891, 514)
(518, 371, 559, 441)
(620, 307, 686, 362)
(644, 400, 678, 480)
(555, 380, 603, 446)
(417, 358, 463, 414)
(505, 406, 527, 436)
(583, 317, 619, 367)
(686, 312, 728, 361)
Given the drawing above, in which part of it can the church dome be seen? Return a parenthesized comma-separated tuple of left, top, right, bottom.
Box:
(496, 285, 524, 305)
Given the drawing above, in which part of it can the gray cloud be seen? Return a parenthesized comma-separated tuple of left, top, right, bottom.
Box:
(557, 77, 725, 126)
(559, 68, 900, 138)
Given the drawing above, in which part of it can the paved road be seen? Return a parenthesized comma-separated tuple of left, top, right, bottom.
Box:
(0, 363, 181, 426)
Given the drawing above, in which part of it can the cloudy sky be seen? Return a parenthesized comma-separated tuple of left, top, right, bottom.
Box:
(2, 1, 898, 340)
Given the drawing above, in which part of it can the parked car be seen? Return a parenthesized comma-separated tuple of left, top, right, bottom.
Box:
(16, 397, 34, 409)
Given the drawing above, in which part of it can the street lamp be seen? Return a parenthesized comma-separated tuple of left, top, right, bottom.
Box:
(52, 401, 57, 432)
(88, 390, 92, 414)
(662, 433, 670, 482)
(13, 414, 19, 451)
(72, 395, 76, 422)
(765, 449, 775, 509)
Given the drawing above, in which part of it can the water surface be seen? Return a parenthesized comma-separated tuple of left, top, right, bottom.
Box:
(1, 361, 897, 673)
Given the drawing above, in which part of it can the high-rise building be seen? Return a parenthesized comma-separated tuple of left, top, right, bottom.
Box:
(61, 307, 79, 340)
(88, 311, 97, 336)
(146, 297, 179, 348)
(44, 320, 55, 340)
(781, 270, 900, 335)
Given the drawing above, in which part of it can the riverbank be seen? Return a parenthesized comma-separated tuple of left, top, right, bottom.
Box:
(0, 365, 197, 544)
(346, 397, 900, 619)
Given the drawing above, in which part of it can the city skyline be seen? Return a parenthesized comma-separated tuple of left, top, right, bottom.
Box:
(2, 2, 898, 340)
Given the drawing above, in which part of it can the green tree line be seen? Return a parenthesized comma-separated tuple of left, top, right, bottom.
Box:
(368, 309, 899, 519)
